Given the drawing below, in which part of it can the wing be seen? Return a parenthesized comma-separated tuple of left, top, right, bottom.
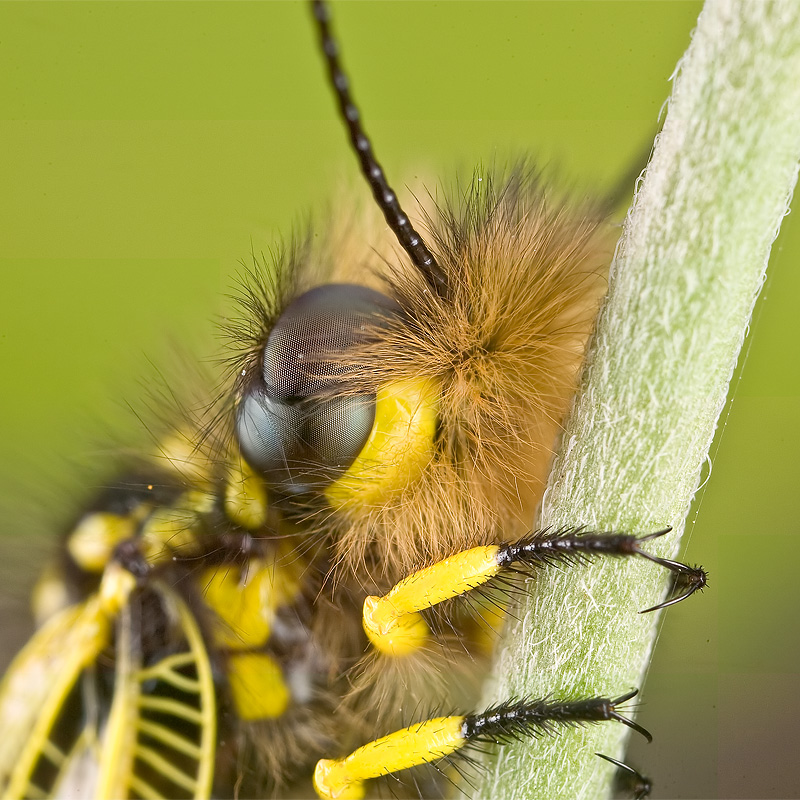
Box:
(93, 580, 217, 800)
(0, 593, 114, 799)
(0, 570, 216, 800)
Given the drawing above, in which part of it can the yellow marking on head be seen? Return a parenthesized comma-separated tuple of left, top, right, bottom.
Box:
(66, 512, 137, 573)
(325, 377, 439, 509)
(313, 716, 465, 800)
(363, 545, 501, 656)
(228, 652, 290, 720)
(225, 458, 268, 529)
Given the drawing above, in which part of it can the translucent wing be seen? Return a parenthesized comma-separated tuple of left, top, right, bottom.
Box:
(0, 570, 216, 800)
(94, 581, 217, 800)
(0, 592, 115, 799)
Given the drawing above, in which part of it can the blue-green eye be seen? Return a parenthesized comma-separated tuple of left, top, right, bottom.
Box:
(235, 283, 400, 495)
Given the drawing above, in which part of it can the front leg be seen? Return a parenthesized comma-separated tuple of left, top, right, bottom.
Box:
(363, 527, 707, 658)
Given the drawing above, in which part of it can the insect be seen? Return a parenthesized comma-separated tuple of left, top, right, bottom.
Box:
(0, 2, 708, 799)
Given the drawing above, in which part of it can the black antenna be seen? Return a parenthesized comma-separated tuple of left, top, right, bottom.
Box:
(310, 0, 449, 298)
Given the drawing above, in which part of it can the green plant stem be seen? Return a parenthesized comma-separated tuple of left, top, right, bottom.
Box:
(473, 1, 800, 798)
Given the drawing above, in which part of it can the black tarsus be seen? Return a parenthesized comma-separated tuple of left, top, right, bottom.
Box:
(461, 689, 652, 746)
(633, 530, 708, 613)
(309, 0, 449, 298)
(596, 753, 652, 799)
(496, 526, 708, 613)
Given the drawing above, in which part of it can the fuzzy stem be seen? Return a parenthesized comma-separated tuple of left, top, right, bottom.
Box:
(473, 2, 800, 798)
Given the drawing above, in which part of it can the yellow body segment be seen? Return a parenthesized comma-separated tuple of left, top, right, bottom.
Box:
(313, 716, 466, 800)
(201, 561, 273, 649)
(224, 458, 269, 530)
(66, 512, 138, 573)
(98, 563, 139, 617)
(140, 491, 215, 565)
(362, 545, 502, 656)
(227, 652, 290, 720)
(200, 551, 300, 721)
(325, 378, 439, 509)
(201, 550, 303, 651)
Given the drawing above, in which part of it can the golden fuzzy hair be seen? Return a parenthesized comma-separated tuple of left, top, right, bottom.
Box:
(233, 165, 610, 588)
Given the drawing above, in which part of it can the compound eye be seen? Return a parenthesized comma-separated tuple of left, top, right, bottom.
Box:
(236, 391, 376, 494)
(235, 284, 401, 495)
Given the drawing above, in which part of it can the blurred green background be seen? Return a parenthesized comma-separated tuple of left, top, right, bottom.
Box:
(1, 2, 797, 798)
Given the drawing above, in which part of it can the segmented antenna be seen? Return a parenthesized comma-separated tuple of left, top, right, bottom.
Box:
(310, 0, 449, 298)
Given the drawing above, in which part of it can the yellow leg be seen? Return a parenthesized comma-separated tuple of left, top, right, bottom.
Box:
(362, 527, 709, 657)
(312, 691, 649, 800)
(313, 716, 466, 800)
(362, 545, 502, 656)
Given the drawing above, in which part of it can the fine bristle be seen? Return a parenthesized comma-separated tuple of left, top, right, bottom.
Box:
(326, 166, 611, 582)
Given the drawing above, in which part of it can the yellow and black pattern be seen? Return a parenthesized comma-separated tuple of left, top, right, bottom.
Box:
(0, 166, 705, 797)
(1, 444, 331, 797)
(0, 563, 215, 800)
(0, 2, 708, 798)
